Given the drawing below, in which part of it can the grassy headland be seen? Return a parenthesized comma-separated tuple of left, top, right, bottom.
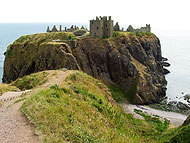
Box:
(17, 70, 186, 143)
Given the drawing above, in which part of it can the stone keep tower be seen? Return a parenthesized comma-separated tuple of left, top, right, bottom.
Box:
(90, 16, 114, 38)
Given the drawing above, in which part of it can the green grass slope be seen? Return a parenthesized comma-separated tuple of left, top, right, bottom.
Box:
(11, 71, 48, 90)
(20, 70, 173, 143)
(13, 32, 76, 45)
(158, 124, 190, 143)
(0, 84, 19, 95)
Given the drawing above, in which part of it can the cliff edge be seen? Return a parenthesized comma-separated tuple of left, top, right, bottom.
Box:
(3, 32, 167, 104)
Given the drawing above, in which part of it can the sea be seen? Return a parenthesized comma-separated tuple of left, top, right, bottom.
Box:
(0, 23, 189, 104)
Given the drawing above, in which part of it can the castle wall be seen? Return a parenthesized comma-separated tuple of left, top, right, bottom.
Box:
(90, 16, 113, 38)
(103, 20, 113, 37)
(90, 20, 104, 38)
(127, 24, 151, 33)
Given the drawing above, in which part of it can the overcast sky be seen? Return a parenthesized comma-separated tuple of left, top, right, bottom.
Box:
(1, 0, 190, 35)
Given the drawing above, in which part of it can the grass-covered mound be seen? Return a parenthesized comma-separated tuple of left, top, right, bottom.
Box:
(11, 71, 48, 90)
(0, 84, 19, 95)
(20, 71, 170, 143)
(112, 31, 154, 38)
(12, 32, 77, 45)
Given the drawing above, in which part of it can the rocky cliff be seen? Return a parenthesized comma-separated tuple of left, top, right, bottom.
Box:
(3, 32, 167, 104)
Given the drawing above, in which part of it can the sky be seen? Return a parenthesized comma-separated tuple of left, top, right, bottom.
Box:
(1, 0, 190, 35)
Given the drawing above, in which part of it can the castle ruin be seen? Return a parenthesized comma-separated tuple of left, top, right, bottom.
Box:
(47, 25, 87, 33)
(126, 24, 151, 33)
(46, 17, 151, 38)
(90, 16, 114, 38)
(114, 22, 120, 31)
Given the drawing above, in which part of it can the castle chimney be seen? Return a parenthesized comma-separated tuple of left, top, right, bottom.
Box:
(65, 27, 67, 32)
(60, 25, 62, 31)
(47, 26, 51, 32)
(109, 16, 111, 20)
(52, 25, 58, 32)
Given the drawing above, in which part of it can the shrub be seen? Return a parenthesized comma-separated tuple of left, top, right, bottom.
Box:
(113, 32, 120, 37)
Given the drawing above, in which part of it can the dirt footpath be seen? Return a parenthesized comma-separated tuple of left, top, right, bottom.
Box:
(0, 70, 73, 143)
(0, 98, 41, 143)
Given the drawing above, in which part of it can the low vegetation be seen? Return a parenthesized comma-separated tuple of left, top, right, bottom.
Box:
(11, 71, 48, 90)
(108, 85, 135, 103)
(136, 32, 154, 36)
(112, 31, 154, 38)
(134, 109, 170, 133)
(158, 123, 190, 143)
(13, 32, 77, 45)
(20, 71, 177, 143)
(0, 84, 19, 95)
(108, 85, 124, 102)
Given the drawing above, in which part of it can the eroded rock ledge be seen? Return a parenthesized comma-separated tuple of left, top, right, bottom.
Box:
(3, 32, 167, 104)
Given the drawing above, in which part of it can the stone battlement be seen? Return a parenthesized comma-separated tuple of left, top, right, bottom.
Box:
(126, 24, 151, 33)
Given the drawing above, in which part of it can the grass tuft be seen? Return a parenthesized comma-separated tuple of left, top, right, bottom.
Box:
(11, 71, 48, 90)
(0, 84, 19, 95)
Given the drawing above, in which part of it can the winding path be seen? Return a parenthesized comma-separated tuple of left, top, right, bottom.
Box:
(0, 70, 188, 143)
(0, 90, 30, 102)
(0, 70, 72, 143)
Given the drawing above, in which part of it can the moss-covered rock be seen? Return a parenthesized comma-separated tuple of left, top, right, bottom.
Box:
(73, 29, 87, 36)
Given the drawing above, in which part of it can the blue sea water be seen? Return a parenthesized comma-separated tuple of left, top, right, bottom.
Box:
(0, 23, 86, 81)
(159, 35, 190, 103)
(0, 24, 189, 103)
(0, 23, 46, 82)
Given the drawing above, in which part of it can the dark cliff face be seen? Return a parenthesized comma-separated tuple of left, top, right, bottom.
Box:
(3, 33, 167, 104)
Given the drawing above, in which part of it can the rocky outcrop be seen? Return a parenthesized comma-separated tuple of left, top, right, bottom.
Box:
(183, 115, 190, 126)
(3, 33, 167, 104)
(184, 94, 190, 102)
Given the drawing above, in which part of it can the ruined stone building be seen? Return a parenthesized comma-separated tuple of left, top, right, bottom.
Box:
(47, 25, 60, 32)
(90, 16, 114, 38)
(114, 22, 120, 31)
(46, 17, 151, 37)
(47, 25, 87, 33)
(127, 24, 151, 33)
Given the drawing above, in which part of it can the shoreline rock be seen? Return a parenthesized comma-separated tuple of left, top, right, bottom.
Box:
(163, 68, 170, 75)
(162, 57, 168, 61)
(162, 62, 170, 67)
(150, 98, 190, 115)
(184, 94, 190, 101)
